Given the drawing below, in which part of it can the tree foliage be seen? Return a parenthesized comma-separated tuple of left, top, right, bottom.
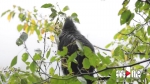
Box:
(1, 0, 150, 84)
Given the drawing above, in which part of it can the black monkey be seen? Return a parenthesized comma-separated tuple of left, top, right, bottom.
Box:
(58, 17, 95, 84)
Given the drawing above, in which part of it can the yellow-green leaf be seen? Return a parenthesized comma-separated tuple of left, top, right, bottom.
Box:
(30, 61, 36, 73)
(10, 56, 17, 67)
(22, 53, 28, 62)
(50, 35, 55, 42)
(7, 13, 11, 21)
(82, 58, 90, 69)
(17, 24, 23, 32)
(63, 6, 69, 12)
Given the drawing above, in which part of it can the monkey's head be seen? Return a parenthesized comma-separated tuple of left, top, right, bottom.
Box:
(62, 17, 77, 31)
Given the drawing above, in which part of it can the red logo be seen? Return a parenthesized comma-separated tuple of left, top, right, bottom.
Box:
(125, 70, 130, 76)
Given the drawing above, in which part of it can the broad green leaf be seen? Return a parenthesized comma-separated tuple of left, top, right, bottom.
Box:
(49, 12, 57, 20)
(0, 74, 6, 82)
(122, 0, 129, 7)
(141, 73, 146, 81)
(27, 75, 36, 82)
(46, 49, 51, 59)
(49, 67, 55, 76)
(33, 53, 41, 60)
(83, 75, 96, 81)
(1, 10, 10, 17)
(63, 6, 69, 12)
(36, 29, 40, 35)
(51, 8, 57, 13)
(118, 7, 126, 15)
(113, 46, 124, 59)
(22, 53, 28, 62)
(50, 56, 57, 62)
(89, 54, 99, 67)
(17, 24, 23, 32)
(147, 26, 150, 35)
(16, 38, 23, 46)
(18, 13, 26, 22)
(120, 10, 132, 25)
(10, 11, 15, 18)
(82, 58, 90, 69)
(73, 17, 80, 23)
(57, 47, 68, 56)
(127, 13, 134, 25)
(135, 1, 143, 8)
(10, 56, 17, 67)
(134, 65, 144, 69)
(19, 32, 28, 41)
(105, 42, 112, 48)
(30, 61, 37, 73)
(71, 13, 78, 18)
(107, 70, 116, 84)
(83, 46, 93, 58)
(142, 3, 150, 10)
(41, 3, 54, 8)
(21, 78, 27, 84)
(68, 52, 77, 62)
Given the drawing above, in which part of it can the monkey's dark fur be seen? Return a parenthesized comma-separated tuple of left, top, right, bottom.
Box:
(58, 17, 95, 84)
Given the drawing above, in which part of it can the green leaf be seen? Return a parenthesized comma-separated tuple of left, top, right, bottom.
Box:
(49, 12, 57, 20)
(141, 73, 146, 81)
(19, 32, 28, 41)
(71, 13, 78, 18)
(63, 6, 69, 12)
(118, 7, 126, 15)
(50, 56, 57, 62)
(18, 13, 26, 22)
(83, 46, 92, 58)
(73, 17, 80, 23)
(10, 11, 15, 18)
(36, 29, 40, 36)
(57, 47, 68, 56)
(27, 75, 36, 82)
(122, 0, 130, 7)
(135, 1, 143, 8)
(127, 13, 134, 25)
(82, 58, 90, 69)
(113, 46, 124, 59)
(107, 70, 116, 84)
(68, 52, 77, 62)
(46, 49, 51, 59)
(1, 10, 10, 17)
(41, 3, 54, 8)
(17, 24, 23, 32)
(0, 74, 6, 82)
(49, 67, 55, 76)
(105, 42, 112, 48)
(30, 61, 37, 73)
(21, 78, 27, 84)
(10, 56, 17, 67)
(16, 38, 23, 46)
(83, 75, 96, 81)
(147, 26, 150, 35)
(22, 53, 28, 62)
(120, 10, 132, 25)
(33, 53, 41, 60)
(134, 65, 144, 69)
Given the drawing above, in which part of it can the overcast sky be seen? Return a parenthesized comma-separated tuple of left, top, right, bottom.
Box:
(0, 0, 126, 70)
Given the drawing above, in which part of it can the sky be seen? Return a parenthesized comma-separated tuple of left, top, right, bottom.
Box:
(0, 0, 125, 71)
